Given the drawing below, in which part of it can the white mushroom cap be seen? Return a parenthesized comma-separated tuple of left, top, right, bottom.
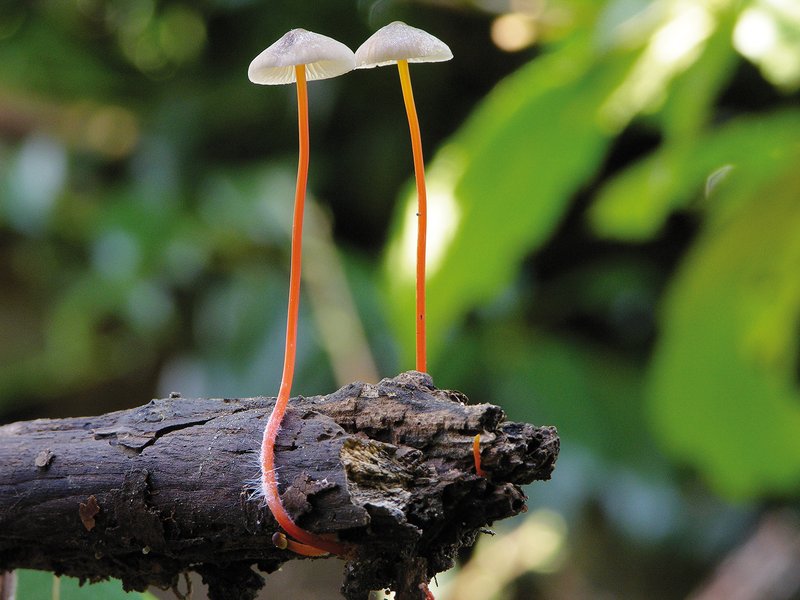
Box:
(355, 21, 453, 69)
(248, 29, 355, 85)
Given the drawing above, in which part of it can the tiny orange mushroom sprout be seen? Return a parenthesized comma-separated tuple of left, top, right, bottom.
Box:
(248, 29, 355, 557)
(355, 21, 453, 375)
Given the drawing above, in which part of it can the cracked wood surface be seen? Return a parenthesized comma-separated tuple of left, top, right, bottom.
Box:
(0, 371, 559, 600)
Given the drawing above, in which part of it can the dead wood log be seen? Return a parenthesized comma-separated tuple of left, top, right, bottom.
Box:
(0, 371, 559, 600)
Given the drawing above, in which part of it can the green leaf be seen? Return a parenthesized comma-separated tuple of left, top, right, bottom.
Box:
(491, 325, 659, 469)
(647, 157, 800, 498)
(590, 110, 800, 240)
(382, 40, 630, 366)
(15, 570, 156, 599)
(658, 8, 739, 141)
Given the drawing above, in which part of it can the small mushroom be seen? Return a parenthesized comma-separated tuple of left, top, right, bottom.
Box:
(248, 28, 355, 85)
(355, 22, 453, 373)
(473, 433, 486, 477)
(249, 29, 355, 558)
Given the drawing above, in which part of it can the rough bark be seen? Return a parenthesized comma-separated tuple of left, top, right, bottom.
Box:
(0, 371, 559, 600)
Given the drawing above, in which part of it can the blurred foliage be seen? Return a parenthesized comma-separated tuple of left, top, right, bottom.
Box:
(2, 0, 800, 598)
(15, 570, 158, 600)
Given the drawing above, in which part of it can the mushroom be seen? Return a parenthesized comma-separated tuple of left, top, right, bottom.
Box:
(355, 22, 452, 374)
(249, 29, 355, 557)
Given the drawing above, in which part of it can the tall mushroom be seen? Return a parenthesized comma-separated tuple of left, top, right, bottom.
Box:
(355, 21, 453, 374)
(248, 29, 355, 557)
(354, 25, 485, 488)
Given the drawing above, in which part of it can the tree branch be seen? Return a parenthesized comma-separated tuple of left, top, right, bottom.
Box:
(0, 371, 559, 600)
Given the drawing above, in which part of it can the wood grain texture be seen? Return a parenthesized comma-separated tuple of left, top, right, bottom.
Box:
(0, 371, 559, 600)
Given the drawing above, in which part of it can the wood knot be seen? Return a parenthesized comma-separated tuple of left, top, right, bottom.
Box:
(34, 449, 55, 469)
(79, 495, 100, 531)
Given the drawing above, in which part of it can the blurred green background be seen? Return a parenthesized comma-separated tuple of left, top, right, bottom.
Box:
(2, 0, 799, 598)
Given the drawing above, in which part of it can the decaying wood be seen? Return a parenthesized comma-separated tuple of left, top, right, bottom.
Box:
(0, 371, 559, 600)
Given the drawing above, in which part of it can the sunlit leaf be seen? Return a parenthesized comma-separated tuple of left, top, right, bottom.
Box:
(658, 9, 739, 140)
(590, 7, 738, 241)
(733, 0, 800, 91)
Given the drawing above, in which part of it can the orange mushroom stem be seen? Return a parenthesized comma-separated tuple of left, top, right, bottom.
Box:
(249, 30, 356, 558)
(397, 58, 428, 373)
(355, 21, 452, 374)
(421, 582, 436, 599)
(259, 65, 347, 556)
(473, 433, 486, 478)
